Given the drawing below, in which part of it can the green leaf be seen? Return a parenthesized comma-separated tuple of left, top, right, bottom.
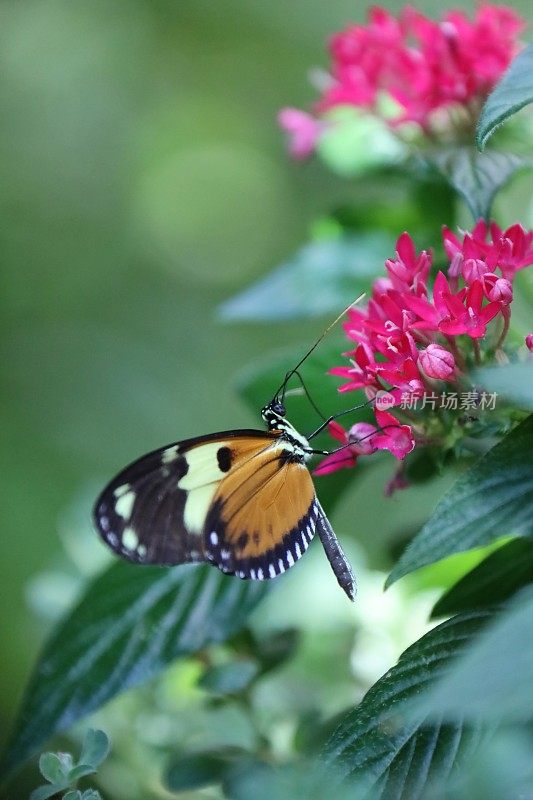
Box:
(199, 660, 259, 695)
(477, 44, 533, 150)
(218, 232, 395, 321)
(2, 563, 267, 775)
(476, 363, 533, 411)
(431, 538, 533, 619)
(321, 612, 491, 799)
(30, 784, 68, 800)
(426, 147, 531, 221)
(165, 749, 242, 792)
(38, 752, 67, 784)
(420, 587, 533, 722)
(78, 729, 109, 770)
(66, 764, 97, 783)
(62, 793, 82, 800)
(80, 791, 102, 800)
(387, 415, 533, 587)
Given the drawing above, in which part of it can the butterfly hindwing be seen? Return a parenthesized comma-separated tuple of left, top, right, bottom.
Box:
(203, 445, 318, 580)
(94, 430, 281, 566)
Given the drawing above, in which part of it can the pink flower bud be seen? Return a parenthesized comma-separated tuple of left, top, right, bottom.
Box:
(419, 343, 455, 380)
(487, 277, 513, 305)
(526, 334, 533, 352)
(462, 258, 488, 283)
(348, 422, 378, 454)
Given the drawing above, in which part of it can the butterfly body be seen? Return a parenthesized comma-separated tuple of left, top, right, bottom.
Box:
(94, 400, 356, 600)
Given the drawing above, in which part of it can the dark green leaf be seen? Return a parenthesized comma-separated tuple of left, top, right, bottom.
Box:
(218, 232, 394, 321)
(420, 587, 533, 722)
(441, 727, 533, 800)
(426, 147, 531, 221)
(165, 748, 248, 792)
(2, 564, 267, 775)
(476, 363, 533, 411)
(431, 539, 533, 619)
(255, 628, 299, 674)
(477, 44, 533, 150)
(321, 612, 491, 800)
(38, 752, 66, 784)
(78, 729, 109, 770)
(199, 660, 259, 695)
(30, 784, 67, 800)
(387, 415, 533, 586)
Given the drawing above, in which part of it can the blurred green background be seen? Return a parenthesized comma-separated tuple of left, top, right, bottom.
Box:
(2, 1, 532, 797)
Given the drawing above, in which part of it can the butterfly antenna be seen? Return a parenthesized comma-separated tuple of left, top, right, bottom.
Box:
(274, 294, 365, 401)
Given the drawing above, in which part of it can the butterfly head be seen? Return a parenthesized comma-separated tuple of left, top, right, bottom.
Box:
(261, 399, 287, 430)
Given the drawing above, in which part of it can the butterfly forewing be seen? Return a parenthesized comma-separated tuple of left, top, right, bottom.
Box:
(95, 431, 314, 578)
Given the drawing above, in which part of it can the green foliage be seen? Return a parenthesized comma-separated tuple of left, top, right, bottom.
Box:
(387, 414, 533, 586)
(218, 231, 395, 321)
(4, 4, 533, 800)
(431, 539, 533, 618)
(29, 729, 107, 800)
(3, 564, 266, 775)
(321, 612, 490, 800)
(425, 147, 531, 221)
(419, 588, 533, 723)
(475, 362, 533, 410)
(477, 44, 533, 150)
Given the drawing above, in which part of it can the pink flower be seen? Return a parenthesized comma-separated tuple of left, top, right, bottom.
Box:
(278, 108, 324, 159)
(315, 5, 524, 131)
(526, 334, 533, 352)
(419, 344, 455, 380)
(372, 410, 415, 460)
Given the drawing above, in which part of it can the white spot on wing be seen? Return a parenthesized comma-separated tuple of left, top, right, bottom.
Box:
(257, 568, 264, 580)
(114, 483, 130, 498)
(210, 531, 218, 545)
(122, 527, 138, 551)
(220, 549, 231, 561)
(115, 490, 136, 520)
(295, 542, 301, 559)
(286, 551, 294, 567)
(100, 516, 110, 531)
(250, 568, 256, 580)
(278, 558, 285, 574)
(107, 532, 118, 546)
(269, 563, 276, 578)
(137, 544, 147, 558)
(162, 445, 180, 464)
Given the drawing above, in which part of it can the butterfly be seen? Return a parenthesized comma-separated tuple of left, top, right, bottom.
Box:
(93, 322, 359, 600)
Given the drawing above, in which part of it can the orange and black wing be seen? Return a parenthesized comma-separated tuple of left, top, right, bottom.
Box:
(203, 444, 318, 580)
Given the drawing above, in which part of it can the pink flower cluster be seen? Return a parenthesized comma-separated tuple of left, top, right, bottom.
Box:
(279, 4, 524, 156)
(316, 221, 533, 478)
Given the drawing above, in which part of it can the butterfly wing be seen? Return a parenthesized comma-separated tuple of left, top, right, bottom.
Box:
(93, 430, 278, 566)
(203, 445, 319, 580)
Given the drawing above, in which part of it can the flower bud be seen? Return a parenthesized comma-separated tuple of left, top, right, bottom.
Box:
(348, 422, 378, 454)
(419, 343, 455, 380)
(487, 277, 513, 305)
